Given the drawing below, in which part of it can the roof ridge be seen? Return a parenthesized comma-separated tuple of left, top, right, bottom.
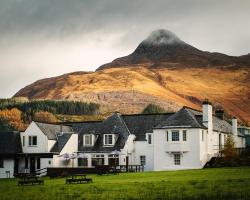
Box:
(35, 121, 71, 127)
(183, 106, 202, 113)
(107, 113, 131, 136)
(121, 112, 175, 117)
(184, 108, 203, 127)
(117, 114, 132, 135)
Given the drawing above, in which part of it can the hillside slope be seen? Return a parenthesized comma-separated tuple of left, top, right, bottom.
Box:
(14, 29, 250, 123)
(15, 66, 250, 123)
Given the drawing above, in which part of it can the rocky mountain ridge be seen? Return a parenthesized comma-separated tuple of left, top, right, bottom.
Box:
(14, 29, 250, 123)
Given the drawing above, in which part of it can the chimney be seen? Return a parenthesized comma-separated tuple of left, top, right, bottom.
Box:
(215, 109, 224, 120)
(232, 117, 238, 136)
(202, 100, 213, 131)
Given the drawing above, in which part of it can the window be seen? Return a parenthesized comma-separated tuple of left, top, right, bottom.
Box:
(0, 159, 4, 168)
(37, 158, 40, 169)
(84, 134, 93, 146)
(104, 134, 113, 146)
(174, 153, 181, 165)
(183, 130, 187, 141)
(23, 136, 25, 147)
(202, 130, 204, 142)
(172, 131, 179, 141)
(28, 136, 37, 146)
(78, 158, 88, 166)
(148, 134, 152, 144)
(140, 155, 146, 166)
(224, 135, 226, 145)
(166, 131, 169, 142)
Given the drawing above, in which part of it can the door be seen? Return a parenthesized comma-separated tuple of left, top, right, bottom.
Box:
(30, 157, 36, 174)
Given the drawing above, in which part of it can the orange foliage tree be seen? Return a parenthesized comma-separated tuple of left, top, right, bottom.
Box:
(34, 111, 58, 123)
(0, 108, 27, 131)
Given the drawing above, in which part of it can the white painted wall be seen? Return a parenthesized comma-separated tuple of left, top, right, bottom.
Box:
(153, 128, 203, 170)
(53, 134, 78, 167)
(48, 140, 57, 152)
(131, 133, 154, 171)
(234, 136, 246, 148)
(21, 122, 49, 153)
(121, 134, 136, 166)
(0, 159, 15, 178)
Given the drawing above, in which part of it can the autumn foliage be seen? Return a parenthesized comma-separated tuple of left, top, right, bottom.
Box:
(223, 134, 238, 165)
(34, 111, 58, 123)
(0, 108, 27, 131)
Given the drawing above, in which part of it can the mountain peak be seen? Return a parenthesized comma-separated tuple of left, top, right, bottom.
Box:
(97, 29, 250, 70)
(142, 29, 183, 46)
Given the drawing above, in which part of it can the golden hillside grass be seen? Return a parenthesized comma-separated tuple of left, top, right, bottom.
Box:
(15, 66, 250, 123)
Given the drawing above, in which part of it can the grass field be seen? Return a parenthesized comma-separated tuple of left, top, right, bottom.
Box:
(0, 167, 250, 200)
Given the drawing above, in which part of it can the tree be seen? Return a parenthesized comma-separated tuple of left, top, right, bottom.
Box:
(0, 108, 27, 131)
(142, 104, 167, 114)
(0, 118, 13, 131)
(34, 111, 58, 123)
(222, 134, 238, 165)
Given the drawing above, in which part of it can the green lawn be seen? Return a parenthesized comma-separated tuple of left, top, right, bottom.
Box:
(0, 167, 250, 200)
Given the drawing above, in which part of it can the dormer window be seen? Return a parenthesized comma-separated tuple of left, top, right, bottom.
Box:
(83, 134, 95, 146)
(104, 134, 116, 146)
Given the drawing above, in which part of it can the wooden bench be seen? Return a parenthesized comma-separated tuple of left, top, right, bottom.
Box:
(18, 175, 44, 186)
(65, 174, 92, 184)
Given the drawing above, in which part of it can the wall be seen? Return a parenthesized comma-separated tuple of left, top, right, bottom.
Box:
(153, 128, 203, 171)
(121, 134, 136, 166)
(0, 159, 15, 178)
(48, 140, 57, 152)
(133, 133, 154, 171)
(53, 134, 78, 167)
(234, 135, 246, 148)
(21, 122, 49, 153)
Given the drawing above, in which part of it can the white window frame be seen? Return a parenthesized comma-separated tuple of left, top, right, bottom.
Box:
(147, 134, 152, 144)
(104, 134, 114, 146)
(28, 135, 37, 146)
(172, 131, 179, 142)
(174, 153, 181, 165)
(183, 130, 187, 141)
(83, 134, 94, 146)
(140, 155, 146, 166)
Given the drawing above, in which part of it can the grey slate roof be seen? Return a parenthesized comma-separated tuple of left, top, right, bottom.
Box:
(156, 108, 206, 129)
(0, 132, 22, 156)
(185, 107, 234, 134)
(35, 122, 73, 140)
(122, 113, 172, 141)
(70, 113, 130, 153)
(67, 106, 238, 153)
(50, 133, 73, 153)
(156, 106, 236, 134)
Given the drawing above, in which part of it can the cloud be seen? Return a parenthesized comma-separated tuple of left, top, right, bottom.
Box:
(0, 0, 250, 98)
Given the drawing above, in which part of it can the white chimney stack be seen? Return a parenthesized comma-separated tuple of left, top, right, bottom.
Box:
(232, 117, 238, 136)
(202, 100, 213, 132)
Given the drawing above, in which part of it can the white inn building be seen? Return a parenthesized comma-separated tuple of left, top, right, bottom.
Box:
(0, 101, 246, 178)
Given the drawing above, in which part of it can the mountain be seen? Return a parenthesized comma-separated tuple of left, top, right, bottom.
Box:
(98, 29, 250, 70)
(14, 29, 250, 123)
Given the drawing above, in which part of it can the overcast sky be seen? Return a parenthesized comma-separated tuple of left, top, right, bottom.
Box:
(0, 0, 250, 98)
